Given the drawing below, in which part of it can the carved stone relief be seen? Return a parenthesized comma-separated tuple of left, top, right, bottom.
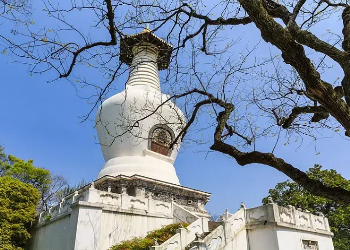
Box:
(130, 199, 146, 210)
(230, 217, 244, 234)
(100, 192, 120, 205)
(247, 209, 266, 223)
(155, 202, 170, 213)
(206, 236, 222, 250)
(173, 208, 196, 223)
(279, 206, 294, 224)
(188, 224, 202, 233)
(165, 240, 179, 250)
(298, 213, 310, 228)
(314, 217, 325, 230)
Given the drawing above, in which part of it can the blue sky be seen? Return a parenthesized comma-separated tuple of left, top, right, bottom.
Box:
(1, 1, 350, 216)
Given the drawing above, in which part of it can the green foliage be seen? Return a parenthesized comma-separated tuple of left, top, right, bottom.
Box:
(263, 165, 350, 250)
(3, 154, 51, 190)
(112, 237, 154, 250)
(0, 176, 40, 250)
(0, 147, 9, 176)
(0, 152, 52, 211)
(110, 223, 189, 250)
(0, 147, 69, 212)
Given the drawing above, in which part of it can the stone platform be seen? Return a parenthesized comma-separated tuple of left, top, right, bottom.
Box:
(28, 175, 210, 250)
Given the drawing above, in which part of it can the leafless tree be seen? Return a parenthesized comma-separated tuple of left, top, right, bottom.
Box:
(209, 213, 221, 222)
(37, 174, 68, 212)
(2, 0, 350, 204)
(1, 0, 31, 20)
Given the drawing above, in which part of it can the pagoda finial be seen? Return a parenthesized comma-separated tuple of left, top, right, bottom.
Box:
(119, 29, 173, 70)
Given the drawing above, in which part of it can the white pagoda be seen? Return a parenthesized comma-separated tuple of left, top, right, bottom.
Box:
(28, 30, 335, 250)
(95, 28, 184, 185)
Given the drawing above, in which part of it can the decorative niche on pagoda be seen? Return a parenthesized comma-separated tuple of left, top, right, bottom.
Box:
(95, 28, 185, 185)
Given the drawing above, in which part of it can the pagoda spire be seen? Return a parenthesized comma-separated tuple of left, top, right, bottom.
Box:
(119, 29, 172, 91)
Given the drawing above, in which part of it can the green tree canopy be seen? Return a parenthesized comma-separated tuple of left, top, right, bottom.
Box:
(0, 147, 67, 212)
(0, 176, 40, 250)
(263, 165, 350, 250)
(3, 154, 51, 190)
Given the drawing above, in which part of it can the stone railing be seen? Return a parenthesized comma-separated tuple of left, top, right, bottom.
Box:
(222, 208, 246, 241)
(151, 204, 206, 250)
(152, 231, 182, 250)
(147, 202, 332, 250)
(38, 187, 89, 225)
(246, 203, 332, 235)
(37, 182, 174, 226)
(173, 203, 199, 224)
(186, 202, 332, 250)
(150, 219, 204, 250)
(200, 224, 225, 250)
(188, 207, 245, 250)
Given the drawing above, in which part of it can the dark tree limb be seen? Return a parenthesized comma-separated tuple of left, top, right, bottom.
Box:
(59, 0, 120, 78)
(59, 41, 117, 78)
(208, 96, 350, 205)
(281, 105, 328, 128)
(262, 0, 350, 106)
(322, 0, 348, 7)
(288, 0, 306, 27)
(168, 88, 235, 149)
(210, 140, 350, 205)
(342, 7, 350, 52)
(239, 0, 350, 134)
(179, 4, 252, 26)
(223, 124, 252, 145)
(290, 28, 348, 67)
(341, 7, 350, 104)
(262, 0, 348, 66)
(170, 99, 213, 149)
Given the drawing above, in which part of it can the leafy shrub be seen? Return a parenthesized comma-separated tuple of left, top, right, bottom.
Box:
(110, 223, 189, 250)
(0, 176, 40, 250)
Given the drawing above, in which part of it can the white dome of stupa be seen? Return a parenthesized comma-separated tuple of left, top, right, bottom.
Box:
(95, 29, 185, 185)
